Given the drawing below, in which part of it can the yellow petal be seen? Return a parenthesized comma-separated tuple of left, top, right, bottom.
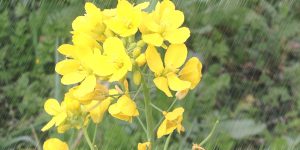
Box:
(109, 66, 128, 82)
(44, 98, 61, 115)
(179, 57, 202, 89)
(143, 14, 162, 33)
(135, 2, 150, 10)
(43, 138, 69, 150)
(157, 120, 167, 138)
(108, 103, 120, 115)
(55, 59, 80, 75)
(165, 107, 184, 121)
(153, 77, 172, 97)
(85, 2, 101, 17)
(57, 44, 76, 57)
(145, 46, 164, 74)
(118, 95, 139, 116)
(138, 142, 151, 150)
(164, 27, 190, 44)
(167, 73, 191, 91)
(41, 118, 56, 132)
(142, 33, 163, 46)
(164, 44, 187, 69)
(88, 99, 111, 123)
(161, 10, 184, 30)
(87, 54, 114, 76)
(54, 112, 67, 126)
(103, 37, 126, 55)
(61, 71, 86, 85)
(74, 75, 96, 97)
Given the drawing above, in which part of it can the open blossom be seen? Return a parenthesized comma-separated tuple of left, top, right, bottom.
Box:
(105, 0, 149, 37)
(43, 138, 69, 150)
(41, 99, 67, 132)
(146, 44, 190, 97)
(108, 95, 139, 122)
(72, 2, 106, 42)
(140, 0, 190, 46)
(157, 107, 185, 138)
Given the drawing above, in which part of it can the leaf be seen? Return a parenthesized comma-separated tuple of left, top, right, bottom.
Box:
(220, 119, 266, 139)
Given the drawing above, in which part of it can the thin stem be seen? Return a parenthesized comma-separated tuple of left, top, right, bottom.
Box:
(155, 98, 178, 129)
(163, 133, 172, 150)
(167, 98, 177, 112)
(151, 103, 163, 113)
(92, 124, 98, 145)
(137, 117, 148, 136)
(139, 67, 154, 144)
(133, 85, 142, 100)
(200, 120, 219, 146)
(83, 128, 95, 150)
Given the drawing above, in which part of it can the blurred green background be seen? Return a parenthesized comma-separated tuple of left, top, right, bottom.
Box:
(1, 0, 300, 149)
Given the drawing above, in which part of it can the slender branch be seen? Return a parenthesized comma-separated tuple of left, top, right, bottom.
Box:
(83, 128, 95, 150)
(92, 124, 98, 145)
(151, 103, 163, 113)
(163, 133, 172, 150)
(200, 120, 219, 146)
(137, 117, 148, 136)
(155, 98, 178, 129)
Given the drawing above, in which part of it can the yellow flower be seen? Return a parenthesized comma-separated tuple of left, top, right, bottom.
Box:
(179, 57, 203, 89)
(140, 0, 190, 46)
(138, 142, 151, 150)
(72, 2, 106, 42)
(84, 89, 118, 123)
(41, 99, 67, 132)
(102, 37, 132, 82)
(66, 83, 109, 104)
(108, 95, 139, 122)
(43, 138, 69, 150)
(157, 107, 184, 138)
(105, 0, 149, 37)
(145, 45, 191, 97)
(55, 46, 112, 97)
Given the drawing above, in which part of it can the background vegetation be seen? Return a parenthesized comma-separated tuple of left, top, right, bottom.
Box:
(0, 0, 299, 149)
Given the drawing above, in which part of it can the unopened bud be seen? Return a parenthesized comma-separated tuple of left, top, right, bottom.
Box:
(133, 71, 141, 85)
(135, 53, 146, 67)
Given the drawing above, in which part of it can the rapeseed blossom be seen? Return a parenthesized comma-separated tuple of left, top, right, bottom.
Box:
(157, 107, 185, 138)
(140, 0, 190, 46)
(41, 0, 203, 149)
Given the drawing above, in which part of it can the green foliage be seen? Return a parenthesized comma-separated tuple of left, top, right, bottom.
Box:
(0, 0, 300, 149)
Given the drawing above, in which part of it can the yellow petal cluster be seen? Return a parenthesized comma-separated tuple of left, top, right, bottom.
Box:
(43, 138, 69, 150)
(140, 0, 190, 46)
(41, 0, 203, 147)
(157, 107, 185, 138)
(108, 95, 139, 122)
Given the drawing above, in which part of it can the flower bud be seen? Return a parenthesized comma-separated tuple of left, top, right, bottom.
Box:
(133, 71, 141, 85)
(135, 53, 146, 66)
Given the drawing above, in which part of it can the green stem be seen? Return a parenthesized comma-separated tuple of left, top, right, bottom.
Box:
(92, 124, 98, 145)
(163, 133, 172, 150)
(140, 68, 154, 144)
(137, 117, 148, 136)
(151, 103, 163, 113)
(83, 128, 95, 150)
(155, 98, 178, 129)
(200, 120, 219, 146)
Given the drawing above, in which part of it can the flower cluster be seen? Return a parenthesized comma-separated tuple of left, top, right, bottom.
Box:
(42, 0, 202, 149)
